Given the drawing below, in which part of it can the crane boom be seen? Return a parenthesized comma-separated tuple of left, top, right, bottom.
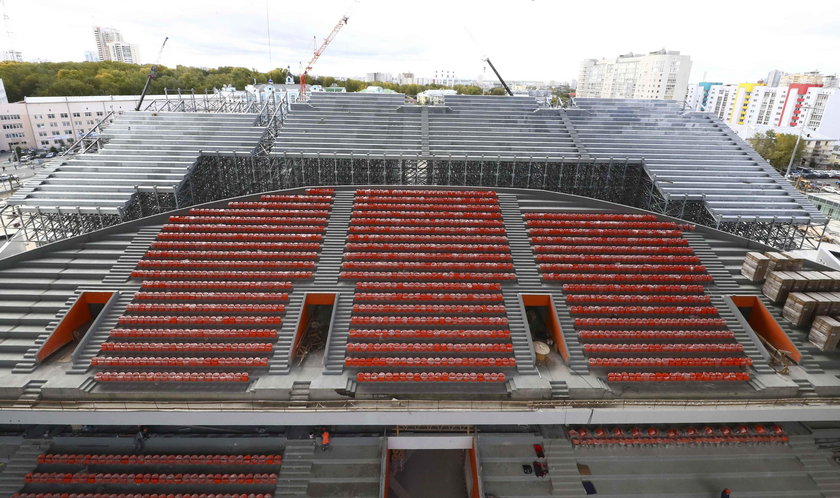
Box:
(136, 37, 169, 111)
(484, 57, 513, 96)
(300, 16, 348, 100)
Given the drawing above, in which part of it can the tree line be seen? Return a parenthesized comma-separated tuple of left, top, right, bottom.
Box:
(0, 61, 508, 102)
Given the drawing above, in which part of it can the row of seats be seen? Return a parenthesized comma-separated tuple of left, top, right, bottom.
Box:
(156, 233, 323, 242)
(532, 236, 689, 246)
(346, 243, 509, 253)
(354, 293, 504, 303)
(540, 263, 707, 274)
(162, 225, 325, 234)
(353, 204, 501, 215)
(529, 228, 682, 238)
(347, 234, 508, 244)
(151, 241, 322, 251)
(145, 251, 319, 261)
(341, 271, 516, 281)
(572, 435, 788, 445)
(101, 342, 274, 352)
(350, 316, 509, 326)
(589, 357, 753, 367)
(353, 211, 503, 220)
(346, 357, 515, 367)
(348, 329, 511, 340)
(23, 473, 275, 484)
(349, 226, 505, 236)
(190, 207, 330, 217)
(534, 244, 696, 255)
(125, 304, 286, 314)
(566, 294, 711, 304)
(537, 255, 701, 264)
(345, 252, 511, 262)
(130, 270, 313, 280)
(357, 372, 506, 382)
(15, 494, 272, 498)
(140, 281, 293, 291)
(38, 454, 281, 465)
(116, 316, 282, 326)
(577, 330, 735, 341)
(355, 282, 502, 292)
(526, 220, 678, 229)
(137, 260, 316, 270)
(545, 274, 714, 283)
(91, 357, 269, 367)
(353, 304, 505, 314)
(134, 292, 290, 302)
(355, 195, 499, 205)
(563, 284, 706, 294)
(570, 424, 784, 439)
(607, 372, 752, 382)
(225, 203, 329, 214)
(109, 329, 278, 339)
(95, 372, 250, 382)
(569, 306, 720, 315)
(574, 318, 728, 328)
(355, 189, 496, 197)
(523, 212, 659, 221)
(342, 261, 513, 271)
(584, 343, 744, 353)
(351, 218, 505, 227)
(346, 342, 513, 353)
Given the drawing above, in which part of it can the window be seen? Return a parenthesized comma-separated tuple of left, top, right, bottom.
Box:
(61, 121, 70, 126)
(49, 123, 58, 128)
(74, 120, 82, 126)
(2, 123, 22, 129)
(95, 111, 104, 116)
(38, 131, 47, 137)
(40, 140, 49, 145)
(60, 113, 69, 118)
(0, 114, 21, 120)
(87, 120, 94, 125)
(84, 112, 92, 117)
(32, 114, 43, 120)
(47, 113, 55, 119)
(35, 123, 44, 128)
(72, 112, 80, 117)
(5, 132, 25, 138)
(64, 129, 72, 135)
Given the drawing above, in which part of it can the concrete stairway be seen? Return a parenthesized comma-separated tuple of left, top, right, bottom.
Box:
(710, 295, 775, 375)
(0, 439, 52, 496)
(545, 438, 585, 497)
(11, 380, 47, 408)
(323, 300, 352, 375)
(789, 434, 840, 497)
(277, 439, 315, 497)
(477, 433, 563, 498)
(305, 437, 381, 497)
(68, 291, 136, 374)
(269, 291, 305, 374)
(289, 381, 311, 409)
(312, 191, 353, 287)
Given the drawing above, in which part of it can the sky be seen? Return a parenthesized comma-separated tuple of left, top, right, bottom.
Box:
(4, 0, 840, 84)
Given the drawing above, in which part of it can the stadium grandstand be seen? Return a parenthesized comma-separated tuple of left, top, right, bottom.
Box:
(3, 94, 825, 251)
(0, 181, 838, 496)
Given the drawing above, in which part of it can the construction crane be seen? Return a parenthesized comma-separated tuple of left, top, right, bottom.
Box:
(136, 37, 169, 111)
(483, 58, 513, 96)
(300, 15, 349, 101)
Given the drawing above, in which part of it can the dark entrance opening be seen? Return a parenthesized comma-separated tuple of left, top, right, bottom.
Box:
(389, 449, 468, 498)
(293, 293, 336, 367)
(37, 291, 115, 363)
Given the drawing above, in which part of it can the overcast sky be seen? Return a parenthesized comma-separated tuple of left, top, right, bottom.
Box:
(4, 0, 840, 84)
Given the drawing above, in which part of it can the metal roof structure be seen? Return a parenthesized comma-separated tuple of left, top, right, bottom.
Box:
(0, 185, 838, 497)
(3, 94, 825, 251)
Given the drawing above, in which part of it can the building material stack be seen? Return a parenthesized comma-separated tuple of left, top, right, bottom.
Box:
(808, 316, 840, 351)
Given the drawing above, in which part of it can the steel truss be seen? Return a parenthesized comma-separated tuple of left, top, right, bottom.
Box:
(11, 151, 827, 250)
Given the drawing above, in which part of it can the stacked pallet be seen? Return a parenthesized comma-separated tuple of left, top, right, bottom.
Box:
(741, 251, 804, 283)
(763, 270, 840, 305)
(809, 316, 840, 351)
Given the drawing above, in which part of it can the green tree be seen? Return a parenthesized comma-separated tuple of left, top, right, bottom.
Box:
(747, 130, 807, 172)
(487, 87, 507, 96)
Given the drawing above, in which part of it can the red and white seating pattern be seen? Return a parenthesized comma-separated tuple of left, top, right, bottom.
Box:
(525, 212, 750, 383)
(91, 188, 334, 385)
(568, 424, 788, 446)
(341, 189, 515, 384)
(13, 450, 281, 497)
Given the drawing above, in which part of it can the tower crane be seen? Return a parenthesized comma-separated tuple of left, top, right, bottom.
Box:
(483, 58, 513, 96)
(300, 15, 349, 101)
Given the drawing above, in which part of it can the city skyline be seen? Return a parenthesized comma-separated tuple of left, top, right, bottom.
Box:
(0, 0, 838, 85)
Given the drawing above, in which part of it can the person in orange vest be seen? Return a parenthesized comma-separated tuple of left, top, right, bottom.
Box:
(321, 429, 331, 451)
(721, 488, 731, 498)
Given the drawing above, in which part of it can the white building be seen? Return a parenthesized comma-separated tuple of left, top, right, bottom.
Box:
(576, 49, 692, 101)
(84, 51, 98, 63)
(93, 26, 141, 64)
(108, 42, 140, 64)
(0, 79, 7, 105)
(0, 95, 169, 152)
(2, 50, 22, 62)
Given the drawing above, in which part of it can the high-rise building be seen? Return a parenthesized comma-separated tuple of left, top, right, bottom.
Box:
(576, 49, 692, 101)
(1, 49, 22, 62)
(766, 69, 783, 87)
(684, 81, 722, 111)
(93, 26, 123, 61)
(0, 78, 7, 104)
(84, 51, 98, 62)
(108, 42, 140, 64)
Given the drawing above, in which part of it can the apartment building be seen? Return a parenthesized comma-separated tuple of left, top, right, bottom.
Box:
(0, 95, 164, 151)
(93, 26, 141, 64)
(576, 49, 692, 101)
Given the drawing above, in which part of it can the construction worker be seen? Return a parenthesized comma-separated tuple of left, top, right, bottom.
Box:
(720, 488, 731, 498)
(134, 427, 149, 452)
(321, 429, 331, 451)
